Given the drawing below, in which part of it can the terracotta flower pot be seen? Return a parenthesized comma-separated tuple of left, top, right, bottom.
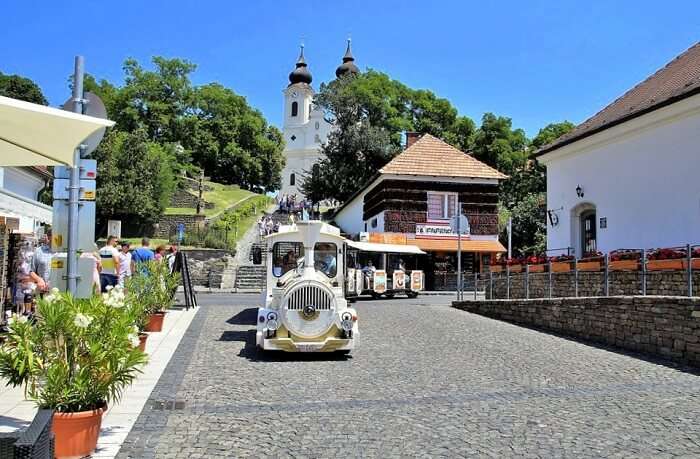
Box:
(508, 265, 522, 273)
(145, 311, 166, 332)
(52, 404, 106, 459)
(528, 264, 545, 273)
(490, 265, 503, 273)
(138, 332, 148, 352)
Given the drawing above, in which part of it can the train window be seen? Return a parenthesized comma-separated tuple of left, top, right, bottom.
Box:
(314, 242, 337, 277)
(273, 242, 304, 277)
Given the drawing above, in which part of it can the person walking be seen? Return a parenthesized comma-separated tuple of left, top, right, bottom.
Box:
(99, 236, 120, 292)
(29, 231, 52, 296)
(118, 241, 132, 287)
(132, 238, 155, 264)
(154, 245, 166, 261)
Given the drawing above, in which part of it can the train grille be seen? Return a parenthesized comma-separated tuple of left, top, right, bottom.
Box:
(285, 284, 333, 311)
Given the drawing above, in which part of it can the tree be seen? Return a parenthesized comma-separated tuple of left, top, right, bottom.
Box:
(85, 59, 285, 191)
(90, 129, 176, 229)
(472, 113, 528, 175)
(0, 72, 47, 105)
(305, 71, 476, 202)
(531, 121, 575, 151)
(501, 194, 547, 257)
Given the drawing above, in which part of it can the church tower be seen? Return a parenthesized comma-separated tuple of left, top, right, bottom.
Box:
(280, 45, 332, 198)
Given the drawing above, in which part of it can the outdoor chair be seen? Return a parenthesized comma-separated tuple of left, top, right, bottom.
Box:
(0, 409, 54, 459)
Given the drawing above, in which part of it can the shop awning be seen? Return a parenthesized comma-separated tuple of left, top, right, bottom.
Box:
(346, 240, 426, 255)
(0, 95, 114, 166)
(406, 238, 506, 253)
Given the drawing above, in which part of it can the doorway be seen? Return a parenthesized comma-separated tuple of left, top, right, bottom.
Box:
(580, 209, 597, 255)
(570, 202, 596, 258)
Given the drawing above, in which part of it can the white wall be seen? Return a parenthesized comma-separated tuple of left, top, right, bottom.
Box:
(543, 95, 700, 256)
(334, 189, 370, 235)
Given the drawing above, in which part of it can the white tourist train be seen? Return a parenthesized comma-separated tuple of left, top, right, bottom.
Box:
(254, 220, 359, 353)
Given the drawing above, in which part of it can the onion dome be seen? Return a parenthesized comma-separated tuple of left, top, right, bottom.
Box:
(288, 45, 312, 85)
(335, 39, 359, 78)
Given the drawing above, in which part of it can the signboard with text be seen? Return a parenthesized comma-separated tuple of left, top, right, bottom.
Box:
(415, 224, 468, 239)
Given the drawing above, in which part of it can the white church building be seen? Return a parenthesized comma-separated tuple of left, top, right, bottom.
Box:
(537, 42, 700, 257)
(279, 41, 359, 198)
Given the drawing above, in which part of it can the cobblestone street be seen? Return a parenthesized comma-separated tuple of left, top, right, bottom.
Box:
(117, 294, 700, 458)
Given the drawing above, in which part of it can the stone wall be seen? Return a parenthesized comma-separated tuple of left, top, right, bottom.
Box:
(181, 249, 236, 289)
(154, 214, 206, 239)
(453, 296, 700, 367)
(486, 270, 700, 299)
(169, 188, 213, 209)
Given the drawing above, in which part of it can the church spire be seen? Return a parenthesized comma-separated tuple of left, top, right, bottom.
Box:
(336, 38, 359, 78)
(289, 44, 312, 85)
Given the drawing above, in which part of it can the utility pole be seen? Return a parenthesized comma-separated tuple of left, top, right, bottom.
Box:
(507, 216, 512, 259)
(67, 56, 85, 294)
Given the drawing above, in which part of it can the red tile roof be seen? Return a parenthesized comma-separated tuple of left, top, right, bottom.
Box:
(537, 42, 700, 156)
(380, 134, 506, 180)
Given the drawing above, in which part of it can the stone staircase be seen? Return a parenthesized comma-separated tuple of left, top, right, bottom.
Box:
(234, 265, 267, 291)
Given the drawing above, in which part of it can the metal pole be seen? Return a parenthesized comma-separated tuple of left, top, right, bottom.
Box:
(525, 264, 529, 300)
(66, 56, 85, 295)
(489, 270, 493, 300)
(574, 258, 578, 297)
(687, 243, 693, 297)
(506, 265, 510, 300)
(604, 254, 609, 296)
(474, 272, 477, 301)
(457, 218, 462, 301)
(641, 249, 647, 296)
(548, 260, 553, 299)
(507, 217, 512, 260)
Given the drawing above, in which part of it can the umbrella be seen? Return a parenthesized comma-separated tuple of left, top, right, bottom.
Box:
(0, 95, 114, 166)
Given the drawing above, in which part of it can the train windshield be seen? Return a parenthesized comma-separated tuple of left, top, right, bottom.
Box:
(314, 242, 337, 277)
(272, 242, 304, 277)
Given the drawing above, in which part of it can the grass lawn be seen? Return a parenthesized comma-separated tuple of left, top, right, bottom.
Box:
(165, 181, 257, 217)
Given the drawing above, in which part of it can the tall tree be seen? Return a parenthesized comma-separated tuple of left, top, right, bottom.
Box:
(472, 113, 528, 175)
(0, 72, 47, 105)
(90, 129, 176, 229)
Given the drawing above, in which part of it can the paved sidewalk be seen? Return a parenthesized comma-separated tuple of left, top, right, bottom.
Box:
(0, 305, 198, 458)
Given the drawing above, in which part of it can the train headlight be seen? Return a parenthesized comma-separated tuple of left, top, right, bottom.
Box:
(340, 311, 353, 332)
(267, 312, 278, 322)
(266, 312, 279, 330)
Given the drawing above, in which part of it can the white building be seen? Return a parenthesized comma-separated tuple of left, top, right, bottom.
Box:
(279, 41, 359, 198)
(0, 166, 52, 233)
(537, 42, 700, 257)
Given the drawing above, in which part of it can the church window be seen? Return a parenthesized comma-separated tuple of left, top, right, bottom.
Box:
(290, 173, 296, 186)
(308, 104, 312, 115)
(291, 101, 298, 117)
(315, 121, 319, 130)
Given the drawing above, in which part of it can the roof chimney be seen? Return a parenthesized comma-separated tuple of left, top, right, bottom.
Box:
(405, 132, 421, 149)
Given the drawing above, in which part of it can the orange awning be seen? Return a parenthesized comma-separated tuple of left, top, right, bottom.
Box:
(406, 237, 506, 253)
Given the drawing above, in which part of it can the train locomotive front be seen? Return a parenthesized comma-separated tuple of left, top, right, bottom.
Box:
(255, 221, 358, 353)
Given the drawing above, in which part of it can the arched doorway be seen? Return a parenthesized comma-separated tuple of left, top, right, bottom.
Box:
(570, 203, 596, 257)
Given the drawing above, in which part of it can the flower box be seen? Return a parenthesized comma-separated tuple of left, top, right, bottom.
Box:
(528, 264, 545, 273)
(577, 261, 601, 272)
(609, 260, 639, 271)
(550, 262, 571, 272)
(647, 259, 700, 271)
(490, 265, 504, 273)
(508, 265, 523, 273)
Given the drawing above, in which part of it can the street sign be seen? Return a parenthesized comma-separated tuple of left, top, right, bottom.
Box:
(450, 214, 470, 235)
(108, 220, 122, 239)
(52, 201, 96, 252)
(55, 159, 97, 180)
(53, 178, 96, 201)
(62, 91, 107, 156)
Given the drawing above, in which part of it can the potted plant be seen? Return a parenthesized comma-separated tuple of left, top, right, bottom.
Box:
(578, 251, 603, 271)
(549, 254, 574, 272)
(647, 247, 686, 271)
(0, 288, 147, 458)
(127, 260, 180, 333)
(526, 255, 547, 273)
(609, 249, 641, 271)
(489, 257, 506, 273)
(506, 257, 523, 273)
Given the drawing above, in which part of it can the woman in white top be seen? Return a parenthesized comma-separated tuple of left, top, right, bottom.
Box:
(118, 241, 132, 287)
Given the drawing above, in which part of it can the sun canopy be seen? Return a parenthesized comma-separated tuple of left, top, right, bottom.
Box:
(346, 240, 426, 255)
(0, 96, 114, 166)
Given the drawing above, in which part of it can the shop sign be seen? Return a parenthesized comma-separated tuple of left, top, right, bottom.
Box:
(393, 270, 406, 290)
(415, 224, 466, 239)
(373, 270, 387, 293)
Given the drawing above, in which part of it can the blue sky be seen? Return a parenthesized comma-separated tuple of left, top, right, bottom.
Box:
(2, 0, 698, 137)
